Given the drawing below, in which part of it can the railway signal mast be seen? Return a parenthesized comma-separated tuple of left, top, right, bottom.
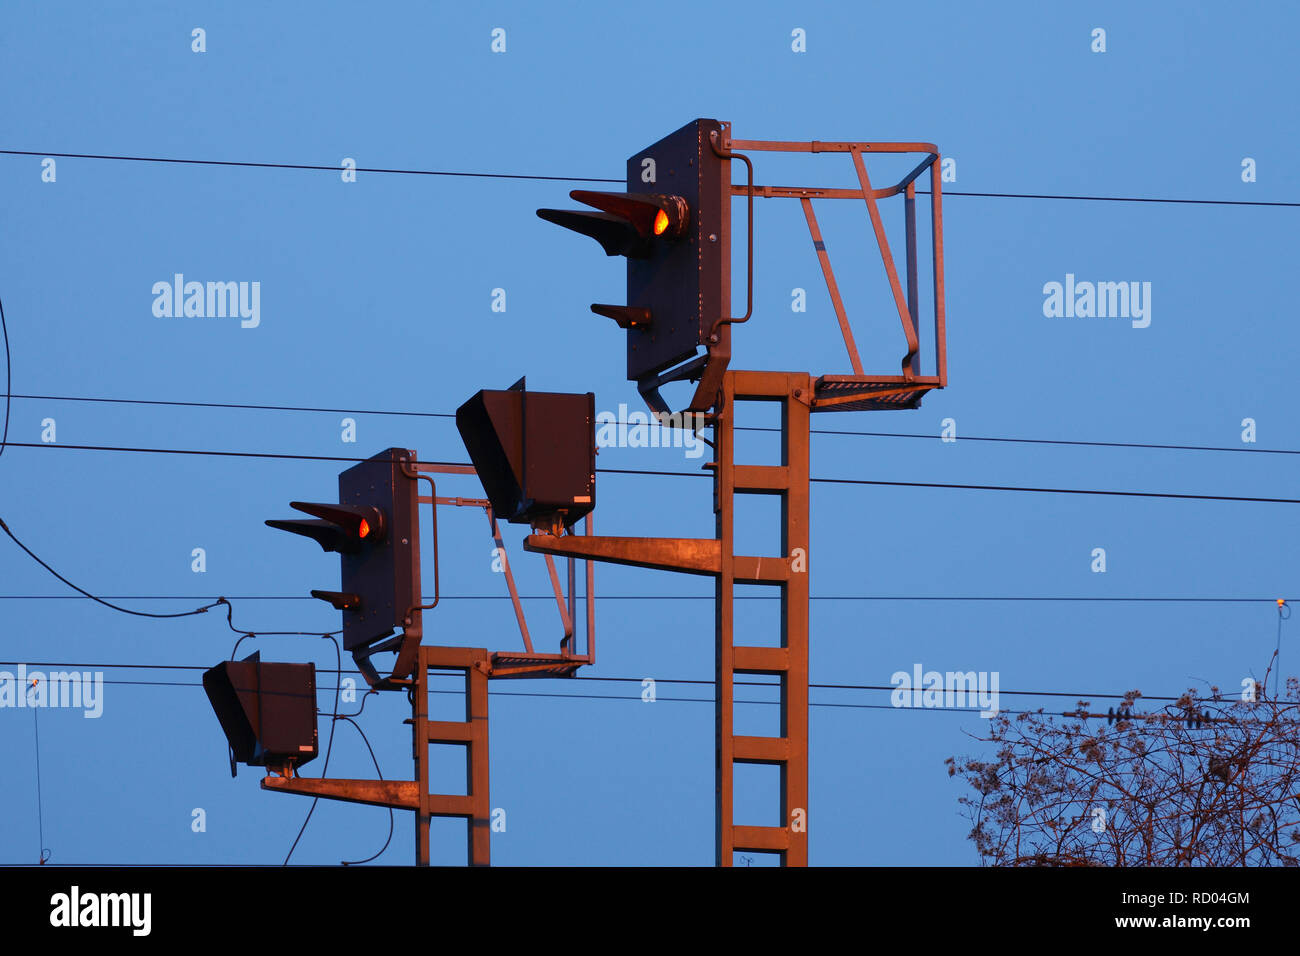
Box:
(532, 118, 946, 865)
(204, 117, 946, 868)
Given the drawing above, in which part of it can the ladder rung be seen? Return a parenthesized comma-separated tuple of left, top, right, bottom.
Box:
(733, 646, 789, 674)
(733, 465, 790, 493)
(733, 555, 791, 584)
(426, 720, 476, 744)
(733, 825, 791, 852)
(426, 794, 477, 818)
(733, 735, 789, 763)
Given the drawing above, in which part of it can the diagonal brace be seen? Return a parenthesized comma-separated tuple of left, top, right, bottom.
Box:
(851, 147, 920, 378)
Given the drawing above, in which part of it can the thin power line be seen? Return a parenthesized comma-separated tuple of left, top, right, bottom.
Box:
(917, 188, 1300, 209)
(0, 149, 621, 183)
(0, 593, 1288, 604)
(0, 295, 10, 463)
(800, 473, 1300, 509)
(0, 659, 1257, 706)
(0, 440, 402, 465)
(2, 148, 1295, 207)
(1, 674, 915, 710)
(17, 676, 1281, 723)
(812, 428, 1300, 458)
(0, 516, 221, 619)
(0, 677, 1131, 712)
(12, 392, 1299, 458)
(6, 440, 1300, 505)
(30, 683, 49, 865)
(9, 393, 454, 419)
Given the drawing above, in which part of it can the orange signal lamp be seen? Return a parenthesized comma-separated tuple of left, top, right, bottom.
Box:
(358, 518, 371, 539)
(653, 209, 670, 236)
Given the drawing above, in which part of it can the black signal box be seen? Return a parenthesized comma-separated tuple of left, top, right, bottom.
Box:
(336, 448, 421, 653)
(456, 382, 595, 529)
(623, 117, 728, 382)
(202, 653, 318, 773)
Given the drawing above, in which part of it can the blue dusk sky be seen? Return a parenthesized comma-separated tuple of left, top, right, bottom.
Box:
(0, 1, 1296, 865)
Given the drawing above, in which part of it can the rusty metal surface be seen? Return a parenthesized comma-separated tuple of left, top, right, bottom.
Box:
(261, 776, 418, 810)
(813, 375, 942, 412)
(718, 131, 947, 409)
(543, 552, 574, 642)
(414, 645, 491, 866)
(850, 148, 920, 377)
(489, 508, 533, 654)
(413, 462, 478, 475)
(488, 653, 585, 679)
(715, 370, 811, 866)
(524, 533, 722, 576)
(930, 161, 947, 385)
(260, 646, 493, 865)
(422, 489, 597, 664)
(519, 370, 814, 866)
(799, 197, 865, 376)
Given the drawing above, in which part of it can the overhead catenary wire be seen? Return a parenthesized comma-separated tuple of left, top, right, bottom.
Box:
(9, 675, 1293, 724)
(2, 478, 1285, 713)
(0, 658, 1266, 706)
(4, 570, 1285, 722)
(809, 427, 1300, 458)
(0, 516, 221, 619)
(915, 187, 1300, 209)
(9, 392, 455, 420)
(12, 391, 1300, 459)
(0, 442, 1288, 719)
(0, 593, 1290, 604)
(5, 439, 1300, 506)
(0, 149, 622, 183)
(0, 294, 10, 464)
(0, 510, 333, 641)
(30, 678, 49, 865)
(2, 148, 1297, 207)
(0, 517, 341, 638)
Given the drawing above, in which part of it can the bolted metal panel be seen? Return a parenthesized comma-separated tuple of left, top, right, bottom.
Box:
(625, 117, 728, 382)
(337, 448, 421, 653)
(456, 386, 595, 528)
(202, 652, 318, 771)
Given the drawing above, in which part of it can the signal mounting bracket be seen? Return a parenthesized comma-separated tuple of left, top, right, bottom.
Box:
(540, 119, 947, 418)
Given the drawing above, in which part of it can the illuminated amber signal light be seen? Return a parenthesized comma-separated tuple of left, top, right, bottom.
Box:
(358, 518, 371, 539)
(653, 209, 670, 236)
